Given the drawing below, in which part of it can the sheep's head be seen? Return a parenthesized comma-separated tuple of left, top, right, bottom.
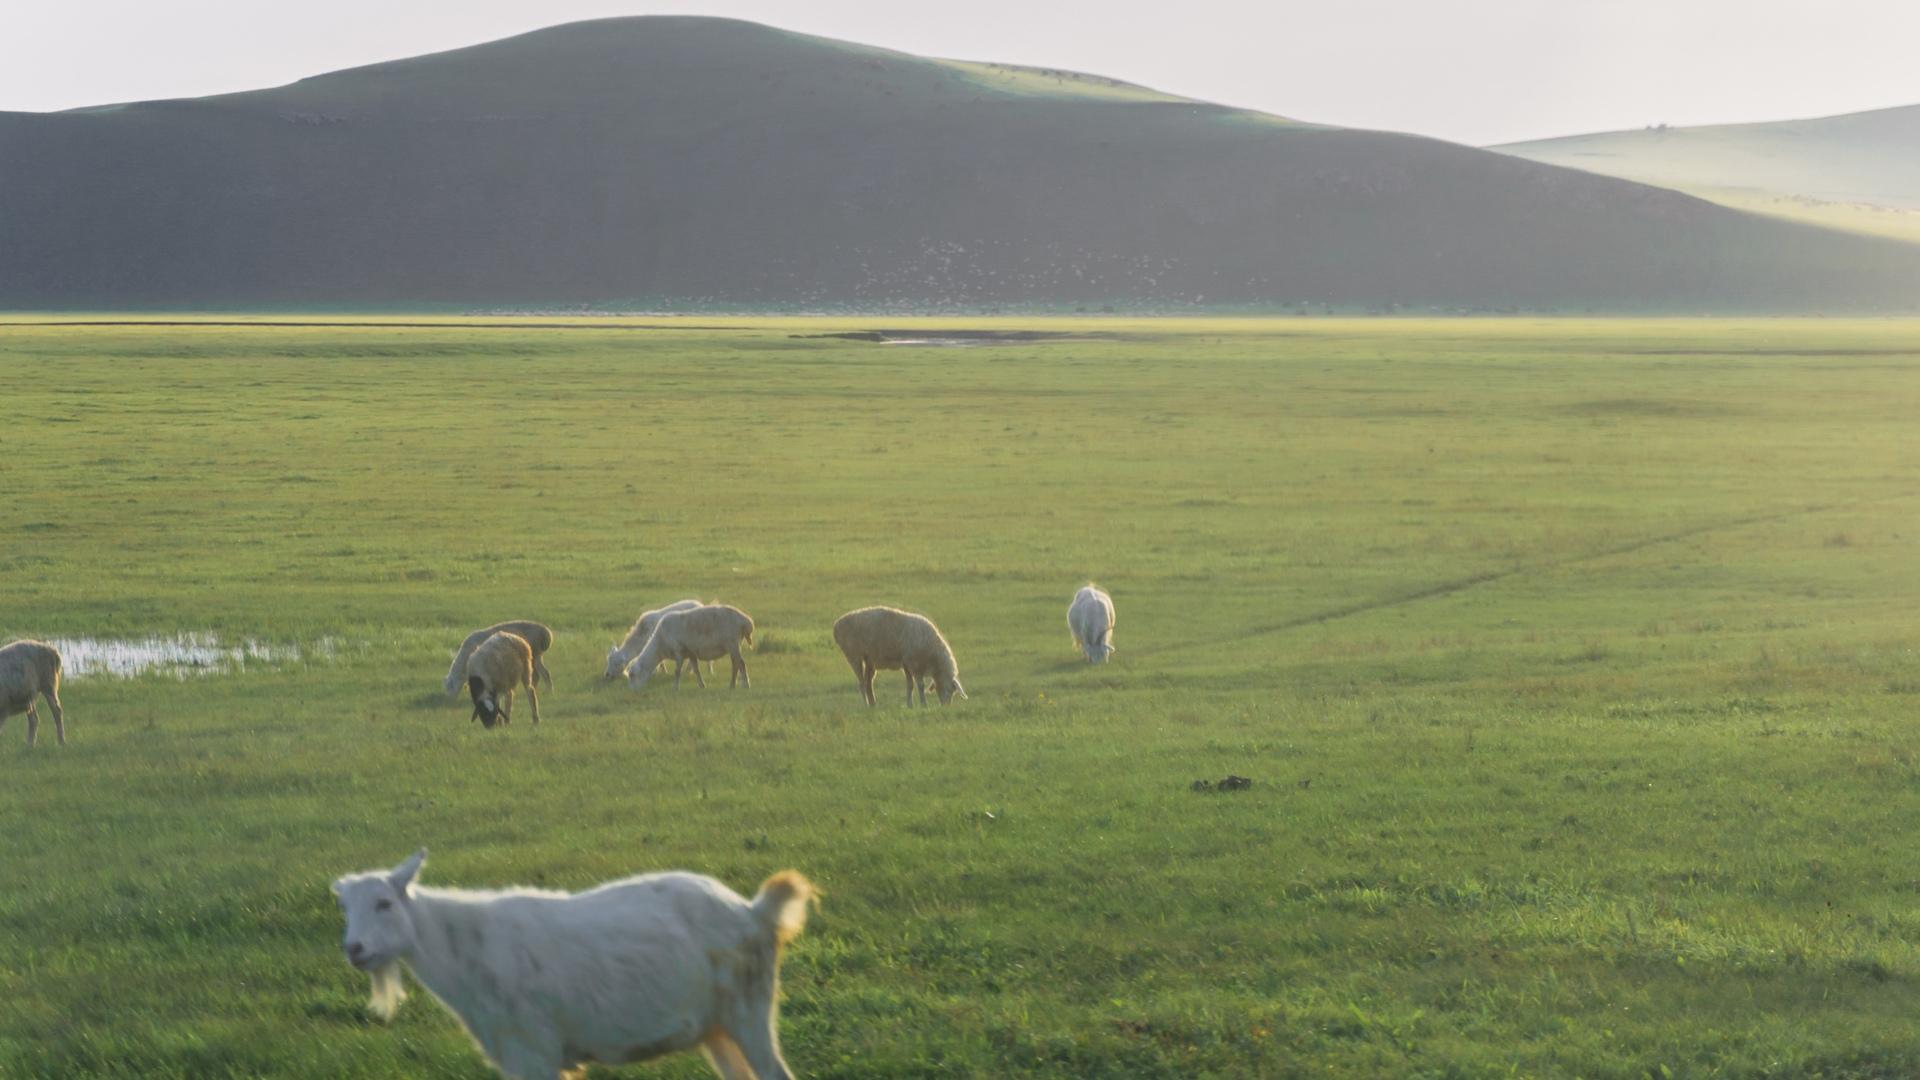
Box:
(938, 675, 968, 706)
(603, 645, 627, 680)
(1098, 643, 1115, 663)
(467, 676, 500, 728)
(625, 658, 656, 692)
(332, 849, 426, 1019)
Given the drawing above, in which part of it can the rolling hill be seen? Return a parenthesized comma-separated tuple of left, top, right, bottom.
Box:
(1496, 105, 1920, 244)
(5, 16, 1920, 312)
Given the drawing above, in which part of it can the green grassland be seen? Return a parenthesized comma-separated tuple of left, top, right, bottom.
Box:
(3, 317, 1919, 1078)
(1683, 190, 1920, 247)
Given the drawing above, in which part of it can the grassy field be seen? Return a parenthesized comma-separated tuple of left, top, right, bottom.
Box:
(2, 317, 1919, 1078)
(1689, 189, 1920, 247)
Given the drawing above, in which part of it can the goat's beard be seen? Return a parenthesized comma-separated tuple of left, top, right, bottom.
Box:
(367, 961, 408, 1022)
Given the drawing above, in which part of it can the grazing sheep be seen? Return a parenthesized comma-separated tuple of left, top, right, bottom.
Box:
(604, 599, 703, 679)
(624, 605, 754, 692)
(333, 849, 815, 1080)
(0, 640, 64, 746)
(1067, 584, 1116, 664)
(832, 606, 967, 707)
(446, 621, 554, 698)
(467, 632, 540, 729)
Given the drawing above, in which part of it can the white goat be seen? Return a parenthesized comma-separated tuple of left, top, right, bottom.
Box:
(624, 604, 754, 692)
(604, 599, 703, 679)
(333, 849, 815, 1080)
(1067, 584, 1116, 663)
(831, 606, 966, 706)
(446, 621, 555, 697)
(0, 640, 65, 746)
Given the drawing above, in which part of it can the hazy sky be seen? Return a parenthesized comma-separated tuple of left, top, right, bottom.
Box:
(9, 1, 1920, 145)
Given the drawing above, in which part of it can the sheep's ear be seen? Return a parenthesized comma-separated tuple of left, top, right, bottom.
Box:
(330, 878, 345, 897)
(390, 848, 427, 892)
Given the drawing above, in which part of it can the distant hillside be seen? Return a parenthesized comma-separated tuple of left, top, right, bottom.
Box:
(5, 16, 1920, 311)
(1496, 106, 1920, 244)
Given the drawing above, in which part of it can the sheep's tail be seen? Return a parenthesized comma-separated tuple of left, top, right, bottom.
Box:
(367, 962, 408, 1022)
(752, 870, 817, 948)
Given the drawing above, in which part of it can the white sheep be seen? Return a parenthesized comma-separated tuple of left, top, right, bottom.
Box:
(0, 640, 65, 746)
(333, 849, 815, 1080)
(466, 632, 540, 728)
(446, 621, 554, 698)
(1067, 584, 1116, 663)
(831, 606, 967, 706)
(624, 605, 754, 691)
(604, 599, 703, 679)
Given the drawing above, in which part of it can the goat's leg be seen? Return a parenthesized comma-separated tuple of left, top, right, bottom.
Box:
(490, 1035, 564, 1080)
(699, 1032, 758, 1080)
(725, 993, 796, 1080)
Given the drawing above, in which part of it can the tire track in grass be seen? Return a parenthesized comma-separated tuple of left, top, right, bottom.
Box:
(1239, 487, 1920, 640)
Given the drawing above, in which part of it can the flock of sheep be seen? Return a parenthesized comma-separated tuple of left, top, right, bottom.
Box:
(3, 585, 1119, 1080)
(440, 583, 1117, 731)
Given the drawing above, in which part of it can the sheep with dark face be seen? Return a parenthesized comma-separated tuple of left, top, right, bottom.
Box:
(332, 849, 815, 1080)
(466, 632, 540, 729)
(0, 640, 65, 746)
(831, 607, 966, 707)
(446, 621, 554, 698)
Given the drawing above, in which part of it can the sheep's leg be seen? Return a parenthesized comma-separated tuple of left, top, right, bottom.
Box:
(729, 644, 749, 689)
(845, 655, 868, 704)
(500, 688, 514, 725)
(699, 1032, 758, 1080)
(904, 667, 918, 706)
(535, 657, 552, 690)
(25, 702, 39, 746)
(526, 682, 540, 725)
(860, 661, 877, 706)
(691, 656, 708, 689)
(44, 684, 64, 745)
(672, 656, 685, 689)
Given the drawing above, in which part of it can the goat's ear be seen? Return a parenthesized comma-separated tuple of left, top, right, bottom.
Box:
(390, 848, 427, 892)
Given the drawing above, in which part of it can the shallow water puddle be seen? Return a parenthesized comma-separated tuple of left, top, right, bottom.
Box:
(45, 634, 338, 679)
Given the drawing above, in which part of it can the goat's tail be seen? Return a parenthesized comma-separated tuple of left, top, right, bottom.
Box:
(751, 870, 817, 948)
